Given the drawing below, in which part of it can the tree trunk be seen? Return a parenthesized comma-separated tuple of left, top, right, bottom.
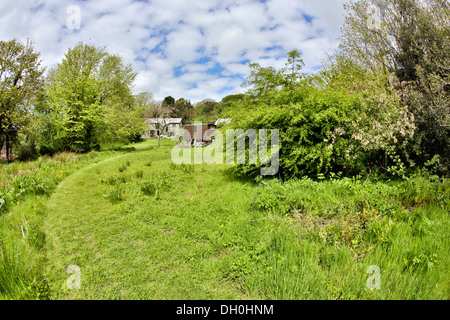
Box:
(157, 134, 160, 147)
(384, 150, 388, 169)
(5, 135, 11, 163)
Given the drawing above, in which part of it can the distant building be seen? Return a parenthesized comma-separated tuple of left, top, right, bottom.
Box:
(214, 118, 232, 126)
(142, 118, 183, 138)
(183, 123, 217, 145)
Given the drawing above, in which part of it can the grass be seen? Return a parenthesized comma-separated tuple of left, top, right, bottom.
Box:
(43, 139, 255, 299)
(1, 138, 449, 299)
(0, 146, 141, 299)
(240, 176, 449, 299)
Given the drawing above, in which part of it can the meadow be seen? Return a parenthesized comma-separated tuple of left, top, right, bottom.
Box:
(0, 139, 448, 299)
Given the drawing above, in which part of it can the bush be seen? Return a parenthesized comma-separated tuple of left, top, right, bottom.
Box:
(53, 151, 78, 163)
(13, 140, 39, 162)
(228, 87, 378, 179)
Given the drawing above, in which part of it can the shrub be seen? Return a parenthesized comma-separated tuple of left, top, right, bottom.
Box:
(53, 151, 78, 163)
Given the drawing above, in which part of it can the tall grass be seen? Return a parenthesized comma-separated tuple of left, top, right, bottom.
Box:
(0, 238, 49, 299)
(0, 148, 126, 299)
(230, 175, 449, 299)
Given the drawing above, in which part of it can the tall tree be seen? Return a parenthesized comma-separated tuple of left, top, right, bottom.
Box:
(46, 43, 106, 152)
(46, 42, 141, 152)
(193, 99, 219, 123)
(162, 96, 175, 109)
(338, 0, 450, 173)
(0, 38, 45, 161)
(171, 98, 193, 123)
(242, 49, 305, 100)
(97, 54, 144, 144)
(285, 49, 305, 86)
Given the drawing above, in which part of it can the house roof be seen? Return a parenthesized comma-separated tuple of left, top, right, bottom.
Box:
(184, 123, 216, 127)
(215, 118, 232, 125)
(145, 118, 182, 125)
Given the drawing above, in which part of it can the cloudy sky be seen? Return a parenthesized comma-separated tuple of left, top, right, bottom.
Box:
(0, 0, 348, 103)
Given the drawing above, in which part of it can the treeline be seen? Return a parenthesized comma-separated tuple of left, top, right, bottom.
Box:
(149, 95, 233, 124)
(0, 36, 236, 162)
(1, 41, 149, 159)
(220, 0, 449, 179)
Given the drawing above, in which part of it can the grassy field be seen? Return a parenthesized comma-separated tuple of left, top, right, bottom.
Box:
(1, 139, 449, 299)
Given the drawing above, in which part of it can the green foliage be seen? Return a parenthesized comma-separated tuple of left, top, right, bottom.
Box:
(171, 98, 194, 123)
(135, 170, 144, 179)
(252, 179, 291, 214)
(239, 174, 449, 299)
(229, 49, 420, 179)
(0, 39, 45, 162)
(118, 163, 128, 173)
(169, 162, 194, 174)
(338, 0, 450, 175)
(145, 160, 152, 167)
(230, 85, 363, 177)
(43, 42, 143, 154)
(0, 239, 49, 299)
(106, 187, 125, 204)
(141, 182, 157, 196)
(193, 99, 220, 123)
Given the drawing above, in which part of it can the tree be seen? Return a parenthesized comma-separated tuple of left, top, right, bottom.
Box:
(193, 99, 219, 123)
(242, 49, 305, 100)
(162, 96, 175, 108)
(135, 91, 154, 110)
(46, 43, 106, 152)
(45, 42, 142, 152)
(171, 98, 193, 123)
(285, 49, 305, 86)
(219, 93, 246, 118)
(338, 0, 450, 174)
(242, 63, 284, 99)
(0, 38, 45, 161)
(97, 54, 144, 144)
(141, 93, 174, 147)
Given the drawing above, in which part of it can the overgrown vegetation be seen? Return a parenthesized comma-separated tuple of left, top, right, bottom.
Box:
(0, 147, 132, 299)
(236, 173, 449, 299)
(1, 0, 448, 300)
(219, 0, 449, 179)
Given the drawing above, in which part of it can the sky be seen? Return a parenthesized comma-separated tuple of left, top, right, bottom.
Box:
(0, 0, 348, 103)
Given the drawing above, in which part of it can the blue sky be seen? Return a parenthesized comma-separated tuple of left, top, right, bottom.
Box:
(0, 0, 347, 103)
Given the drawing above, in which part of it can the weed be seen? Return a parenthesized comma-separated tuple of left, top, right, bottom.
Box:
(169, 162, 194, 174)
(106, 187, 125, 204)
(141, 182, 156, 196)
(135, 170, 144, 179)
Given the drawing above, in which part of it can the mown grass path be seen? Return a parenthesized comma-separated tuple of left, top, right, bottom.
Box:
(44, 140, 260, 299)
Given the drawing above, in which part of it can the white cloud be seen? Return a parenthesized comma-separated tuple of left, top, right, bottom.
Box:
(0, 0, 348, 103)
